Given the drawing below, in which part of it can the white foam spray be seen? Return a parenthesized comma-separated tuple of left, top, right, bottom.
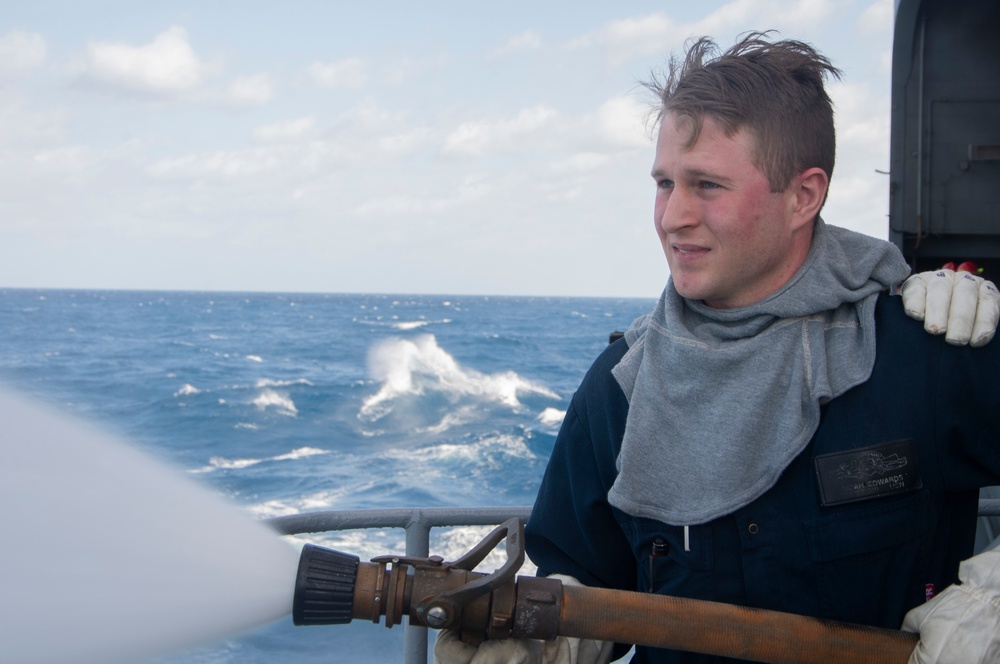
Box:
(0, 388, 301, 664)
(359, 334, 559, 423)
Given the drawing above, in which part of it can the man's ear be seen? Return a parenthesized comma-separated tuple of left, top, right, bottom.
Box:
(790, 167, 829, 230)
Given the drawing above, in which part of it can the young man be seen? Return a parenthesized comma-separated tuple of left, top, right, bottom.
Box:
(437, 34, 1000, 664)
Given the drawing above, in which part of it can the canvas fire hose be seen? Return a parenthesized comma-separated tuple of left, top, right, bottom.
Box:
(291, 518, 918, 663)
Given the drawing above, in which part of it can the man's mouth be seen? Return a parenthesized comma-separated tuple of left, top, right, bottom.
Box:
(672, 243, 709, 257)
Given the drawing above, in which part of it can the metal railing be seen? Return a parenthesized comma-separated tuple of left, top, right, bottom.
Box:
(265, 499, 1000, 664)
(267, 506, 533, 664)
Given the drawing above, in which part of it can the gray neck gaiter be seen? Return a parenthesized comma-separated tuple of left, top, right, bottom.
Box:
(608, 220, 911, 525)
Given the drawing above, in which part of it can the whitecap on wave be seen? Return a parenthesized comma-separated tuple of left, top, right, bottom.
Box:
(243, 479, 379, 517)
(379, 433, 536, 471)
(252, 388, 298, 415)
(536, 407, 565, 428)
(174, 384, 201, 397)
(357, 334, 559, 430)
(255, 378, 314, 388)
(190, 446, 328, 474)
(392, 320, 429, 331)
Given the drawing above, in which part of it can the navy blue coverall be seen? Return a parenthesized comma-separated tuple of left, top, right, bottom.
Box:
(525, 294, 1000, 663)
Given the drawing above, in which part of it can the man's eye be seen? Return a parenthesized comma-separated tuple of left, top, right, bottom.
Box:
(657, 179, 674, 190)
(698, 181, 721, 190)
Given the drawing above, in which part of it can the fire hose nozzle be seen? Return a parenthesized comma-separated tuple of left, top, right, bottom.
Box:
(289, 518, 528, 640)
(290, 520, 917, 663)
(292, 544, 360, 626)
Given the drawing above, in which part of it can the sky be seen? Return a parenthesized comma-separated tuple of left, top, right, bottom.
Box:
(0, 0, 897, 298)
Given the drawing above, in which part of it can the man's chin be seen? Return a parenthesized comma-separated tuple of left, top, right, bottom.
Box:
(670, 278, 708, 301)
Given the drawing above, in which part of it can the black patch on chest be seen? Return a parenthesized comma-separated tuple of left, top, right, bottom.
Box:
(814, 439, 923, 506)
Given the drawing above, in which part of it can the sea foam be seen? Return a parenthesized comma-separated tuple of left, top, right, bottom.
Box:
(252, 388, 298, 415)
(537, 407, 566, 427)
(192, 446, 328, 474)
(358, 334, 559, 425)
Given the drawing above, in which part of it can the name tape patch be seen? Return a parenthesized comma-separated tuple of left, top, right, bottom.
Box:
(814, 439, 922, 506)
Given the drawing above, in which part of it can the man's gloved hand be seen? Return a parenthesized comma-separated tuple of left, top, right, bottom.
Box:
(434, 630, 542, 664)
(902, 549, 1000, 664)
(901, 269, 1000, 347)
(433, 575, 614, 664)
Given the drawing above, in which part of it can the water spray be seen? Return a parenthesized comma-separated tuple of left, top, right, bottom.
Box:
(292, 518, 920, 664)
(0, 388, 300, 664)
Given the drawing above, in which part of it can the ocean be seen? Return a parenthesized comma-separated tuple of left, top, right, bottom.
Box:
(0, 288, 655, 663)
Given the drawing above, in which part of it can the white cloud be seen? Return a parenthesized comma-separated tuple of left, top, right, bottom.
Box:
(333, 97, 403, 131)
(492, 30, 542, 58)
(227, 73, 274, 106)
(858, 0, 893, 33)
(146, 147, 284, 180)
(762, 0, 838, 32)
(567, 12, 676, 62)
(0, 30, 47, 75)
(567, 1, 842, 65)
(377, 128, 433, 156)
(308, 57, 366, 88)
(823, 77, 891, 239)
(31, 145, 94, 177)
(443, 105, 560, 157)
(252, 116, 316, 143)
(831, 81, 891, 144)
(592, 96, 652, 149)
(355, 173, 501, 217)
(381, 53, 449, 85)
(690, 0, 837, 35)
(84, 26, 203, 94)
(0, 100, 68, 148)
(550, 152, 609, 174)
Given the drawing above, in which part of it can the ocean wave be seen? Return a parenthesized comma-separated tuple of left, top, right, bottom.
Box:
(392, 320, 428, 331)
(206, 456, 262, 470)
(358, 334, 559, 426)
(354, 317, 452, 331)
(244, 480, 378, 516)
(536, 407, 565, 427)
(174, 384, 201, 397)
(272, 446, 328, 461)
(191, 446, 329, 474)
(252, 388, 297, 415)
(254, 378, 314, 388)
(379, 434, 536, 472)
(245, 355, 264, 363)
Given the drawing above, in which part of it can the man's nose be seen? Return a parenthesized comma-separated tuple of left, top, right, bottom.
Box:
(658, 187, 697, 235)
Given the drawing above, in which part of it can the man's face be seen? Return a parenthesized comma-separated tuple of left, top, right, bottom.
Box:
(651, 113, 808, 309)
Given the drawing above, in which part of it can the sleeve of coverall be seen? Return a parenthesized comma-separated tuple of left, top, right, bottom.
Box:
(903, 540, 1000, 664)
(525, 390, 636, 591)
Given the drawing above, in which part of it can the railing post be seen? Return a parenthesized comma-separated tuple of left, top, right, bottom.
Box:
(404, 511, 432, 664)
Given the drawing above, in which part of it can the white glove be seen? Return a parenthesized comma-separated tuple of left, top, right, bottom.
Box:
(433, 575, 614, 664)
(902, 548, 1000, 664)
(901, 269, 1000, 347)
(434, 630, 543, 664)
